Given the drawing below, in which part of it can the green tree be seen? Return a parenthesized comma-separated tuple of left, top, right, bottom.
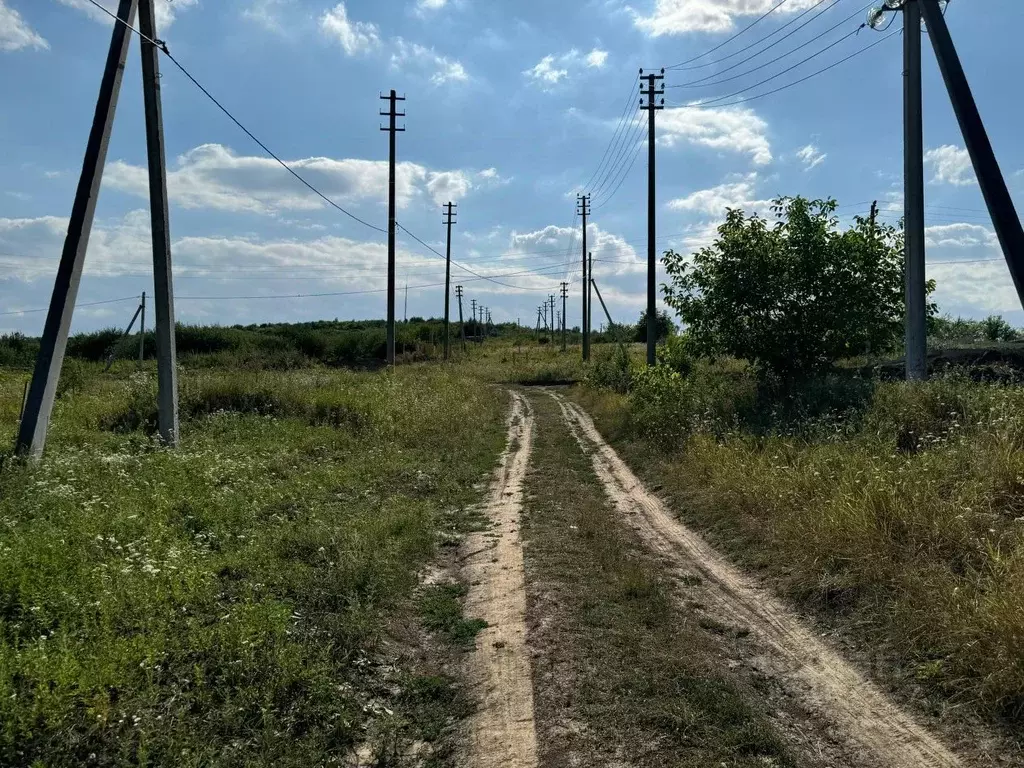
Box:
(632, 309, 677, 343)
(662, 196, 935, 379)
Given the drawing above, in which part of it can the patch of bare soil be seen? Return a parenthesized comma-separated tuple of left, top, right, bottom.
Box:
(461, 390, 539, 768)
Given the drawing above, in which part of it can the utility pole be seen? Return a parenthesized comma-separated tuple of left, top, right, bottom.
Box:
(536, 307, 541, 341)
(380, 89, 405, 366)
(903, 0, 927, 381)
(560, 281, 568, 351)
(18, 0, 185, 458)
(404, 280, 409, 324)
(919, 0, 1024, 307)
(471, 298, 478, 338)
(139, 0, 179, 445)
(588, 252, 593, 345)
(104, 294, 146, 372)
(443, 201, 457, 360)
(455, 284, 467, 352)
(138, 290, 146, 367)
(641, 68, 664, 367)
(578, 194, 591, 361)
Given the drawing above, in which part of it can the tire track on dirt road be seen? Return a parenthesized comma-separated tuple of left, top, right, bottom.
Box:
(461, 390, 539, 768)
(550, 391, 964, 768)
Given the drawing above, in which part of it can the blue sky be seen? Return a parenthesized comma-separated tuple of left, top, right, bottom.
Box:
(1, 0, 1023, 334)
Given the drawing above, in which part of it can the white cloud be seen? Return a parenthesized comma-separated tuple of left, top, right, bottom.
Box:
(415, 0, 448, 10)
(103, 144, 504, 213)
(925, 223, 998, 250)
(243, 0, 295, 33)
(0, 0, 48, 51)
(585, 49, 609, 68)
(667, 174, 771, 217)
(659, 105, 772, 165)
(796, 143, 826, 171)
(925, 144, 976, 186)
(508, 223, 642, 278)
(320, 2, 380, 56)
(391, 39, 468, 85)
(0, 210, 445, 287)
(57, 0, 197, 30)
(524, 48, 609, 89)
(632, 0, 821, 36)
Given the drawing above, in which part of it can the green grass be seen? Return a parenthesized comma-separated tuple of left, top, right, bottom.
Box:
(418, 583, 488, 648)
(0, 363, 507, 767)
(520, 391, 794, 767)
(574, 365, 1024, 734)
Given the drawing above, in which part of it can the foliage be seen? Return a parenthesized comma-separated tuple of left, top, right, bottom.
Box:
(631, 309, 676, 343)
(662, 196, 936, 379)
(656, 334, 695, 376)
(983, 315, 1020, 342)
(929, 314, 1021, 344)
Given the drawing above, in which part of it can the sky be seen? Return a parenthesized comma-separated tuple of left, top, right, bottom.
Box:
(1, 0, 1023, 335)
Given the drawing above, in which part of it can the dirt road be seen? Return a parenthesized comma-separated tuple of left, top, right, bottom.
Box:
(459, 389, 965, 767)
(461, 390, 539, 768)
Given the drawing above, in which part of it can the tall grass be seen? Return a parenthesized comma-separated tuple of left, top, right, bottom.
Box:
(577, 367, 1024, 723)
(0, 364, 507, 766)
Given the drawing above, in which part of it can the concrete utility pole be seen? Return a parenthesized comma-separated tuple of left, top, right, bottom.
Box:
(139, 0, 179, 444)
(104, 295, 145, 373)
(560, 281, 568, 351)
(443, 202, 457, 360)
(588, 252, 593, 344)
(139, 290, 146, 367)
(17, 0, 186, 458)
(918, 0, 1024, 306)
(455, 284, 467, 352)
(380, 89, 406, 366)
(577, 194, 591, 361)
(903, 0, 927, 381)
(641, 68, 664, 367)
(471, 299, 478, 337)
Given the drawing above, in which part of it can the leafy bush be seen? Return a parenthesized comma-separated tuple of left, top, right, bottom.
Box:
(663, 196, 936, 379)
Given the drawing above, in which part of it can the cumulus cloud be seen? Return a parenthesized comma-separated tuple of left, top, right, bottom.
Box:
(508, 223, 642, 278)
(57, 0, 196, 30)
(103, 144, 504, 213)
(320, 2, 380, 55)
(0, 210, 443, 284)
(925, 222, 998, 250)
(391, 39, 468, 85)
(659, 105, 772, 165)
(0, 0, 48, 51)
(667, 174, 771, 217)
(796, 143, 826, 170)
(632, 0, 822, 36)
(924, 144, 975, 186)
(524, 48, 609, 88)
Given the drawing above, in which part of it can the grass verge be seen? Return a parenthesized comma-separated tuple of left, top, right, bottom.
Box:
(572, 372, 1024, 756)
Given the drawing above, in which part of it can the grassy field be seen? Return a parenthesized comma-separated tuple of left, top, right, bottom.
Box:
(571, 353, 1024, 740)
(0, 362, 507, 767)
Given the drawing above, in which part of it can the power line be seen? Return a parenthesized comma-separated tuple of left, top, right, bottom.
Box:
(580, 76, 641, 194)
(81, 0, 386, 235)
(0, 296, 138, 317)
(675, 1, 873, 90)
(397, 222, 561, 289)
(665, 29, 899, 110)
(666, 0, 799, 70)
(591, 114, 648, 202)
(670, 22, 867, 104)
